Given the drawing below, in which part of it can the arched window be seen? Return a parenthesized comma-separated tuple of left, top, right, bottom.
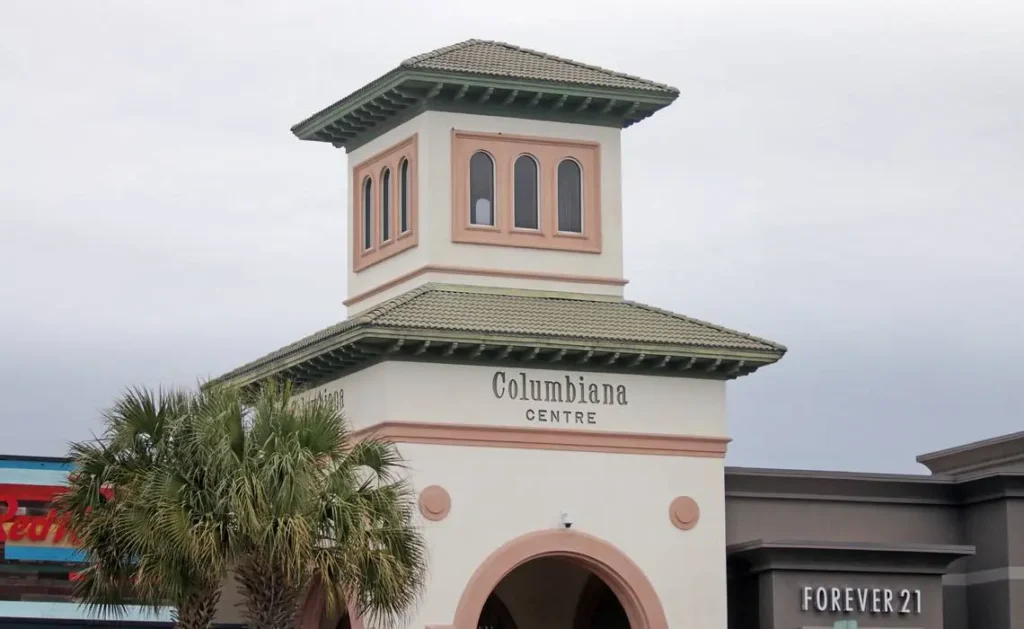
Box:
(380, 167, 392, 242)
(399, 158, 410, 234)
(557, 159, 583, 233)
(513, 154, 539, 230)
(469, 151, 495, 226)
(362, 176, 373, 250)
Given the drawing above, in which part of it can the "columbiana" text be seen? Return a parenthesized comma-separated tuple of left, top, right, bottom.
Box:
(491, 371, 628, 426)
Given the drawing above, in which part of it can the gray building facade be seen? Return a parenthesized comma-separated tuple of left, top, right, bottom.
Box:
(725, 430, 1024, 628)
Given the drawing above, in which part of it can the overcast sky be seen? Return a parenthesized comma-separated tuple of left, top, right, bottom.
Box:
(1, 0, 1021, 473)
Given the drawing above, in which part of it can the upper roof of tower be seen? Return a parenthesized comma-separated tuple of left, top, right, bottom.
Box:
(291, 39, 680, 150)
(401, 40, 678, 93)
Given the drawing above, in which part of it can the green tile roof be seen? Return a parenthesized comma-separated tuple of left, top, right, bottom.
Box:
(401, 40, 678, 95)
(290, 40, 680, 149)
(368, 285, 779, 350)
(213, 285, 785, 387)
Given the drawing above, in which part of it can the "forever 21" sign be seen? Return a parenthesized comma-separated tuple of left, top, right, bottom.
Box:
(801, 586, 922, 615)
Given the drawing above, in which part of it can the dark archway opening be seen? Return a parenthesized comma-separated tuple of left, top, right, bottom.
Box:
(478, 593, 518, 629)
(575, 575, 630, 629)
(476, 556, 630, 629)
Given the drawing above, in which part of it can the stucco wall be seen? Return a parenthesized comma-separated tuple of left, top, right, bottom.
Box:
(289, 361, 728, 629)
(726, 498, 962, 548)
(292, 361, 726, 438)
(398, 442, 728, 629)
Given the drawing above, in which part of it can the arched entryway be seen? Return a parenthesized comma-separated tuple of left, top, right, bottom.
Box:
(476, 556, 630, 629)
(452, 530, 667, 629)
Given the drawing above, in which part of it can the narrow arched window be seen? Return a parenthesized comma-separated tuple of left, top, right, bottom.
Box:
(469, 151, 495, 226)
(399, 158, 410, 234)
(513, 155, 539, 230)
(362, 176, 373, 250)
(557, 159, 583, 233)
(380, 167, 392, 242)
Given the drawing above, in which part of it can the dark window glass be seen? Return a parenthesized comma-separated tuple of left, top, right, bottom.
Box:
(362, 177, 373, 250)
(513, 155, 539, 229)
(557, 159, 583, 233)
(469, 151, 495, 226)
(381, 168, 392, 241)
(399, 159, 410, 233)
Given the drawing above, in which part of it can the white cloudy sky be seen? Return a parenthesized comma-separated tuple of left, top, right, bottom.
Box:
(1, 0, 1021, 472)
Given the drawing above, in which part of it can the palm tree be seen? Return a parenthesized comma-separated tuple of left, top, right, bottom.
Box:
(55, 386, 233, 629)
(186, 382, 427, 629)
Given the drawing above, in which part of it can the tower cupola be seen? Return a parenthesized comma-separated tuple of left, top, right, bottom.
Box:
(291, 40, 680, 314)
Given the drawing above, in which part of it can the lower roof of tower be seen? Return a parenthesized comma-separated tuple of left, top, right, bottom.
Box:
(291, 39, 680, 151)
(211, 284, 786, 390)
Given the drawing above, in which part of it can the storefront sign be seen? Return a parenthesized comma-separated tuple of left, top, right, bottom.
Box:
(0, 488, 79, 546)
(491, 370, 629, 426)
(801, 586, 921, 615)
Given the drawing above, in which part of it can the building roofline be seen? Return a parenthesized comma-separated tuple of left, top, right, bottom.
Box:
(400, 39, 679, 94)
(725, 464, 1024, 506)
(210, 284, 785, 389)
(726, 538, 976, 576)
(289, 40, 680, 150)
(916, 430, 1024, 476)
(725, 465, 947, 484)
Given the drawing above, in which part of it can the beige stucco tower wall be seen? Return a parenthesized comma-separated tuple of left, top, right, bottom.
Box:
(291, 362, 732, 629)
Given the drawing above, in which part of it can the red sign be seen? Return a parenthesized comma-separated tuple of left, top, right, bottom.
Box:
(0, 485, 80, 545)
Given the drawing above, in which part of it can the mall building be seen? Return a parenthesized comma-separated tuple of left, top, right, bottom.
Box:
(3, 40, 1021, 629)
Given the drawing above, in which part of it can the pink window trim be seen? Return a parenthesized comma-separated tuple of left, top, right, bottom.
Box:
(451, 130, 601, 253)
(352, 134, 419, 272)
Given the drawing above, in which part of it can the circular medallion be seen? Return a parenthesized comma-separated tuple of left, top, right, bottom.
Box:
(669, 496, 700, 530)
(418, 485, 451, 521)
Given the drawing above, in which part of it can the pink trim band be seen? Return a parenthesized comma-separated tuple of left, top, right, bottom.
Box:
(343, 264, 627, 307)
(353, 422, 729, 458)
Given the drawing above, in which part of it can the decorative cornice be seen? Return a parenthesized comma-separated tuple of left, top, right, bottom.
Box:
(221, 334, 777, 392)
(727, 539, 976, 575)
(725, 466, 1024, 507)
(917, 430, 1024, 477)
(291, 69, 677, 151)
(724, 466, 957, 506)
(353, 421, 729, 458)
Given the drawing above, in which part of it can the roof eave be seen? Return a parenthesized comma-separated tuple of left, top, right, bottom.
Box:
(290, 68, 680, 147)
(211, 325, 785, 392)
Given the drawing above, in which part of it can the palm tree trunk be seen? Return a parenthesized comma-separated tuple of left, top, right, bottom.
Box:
(236, 562, 302, 629)
(174, 586, 222, 629)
